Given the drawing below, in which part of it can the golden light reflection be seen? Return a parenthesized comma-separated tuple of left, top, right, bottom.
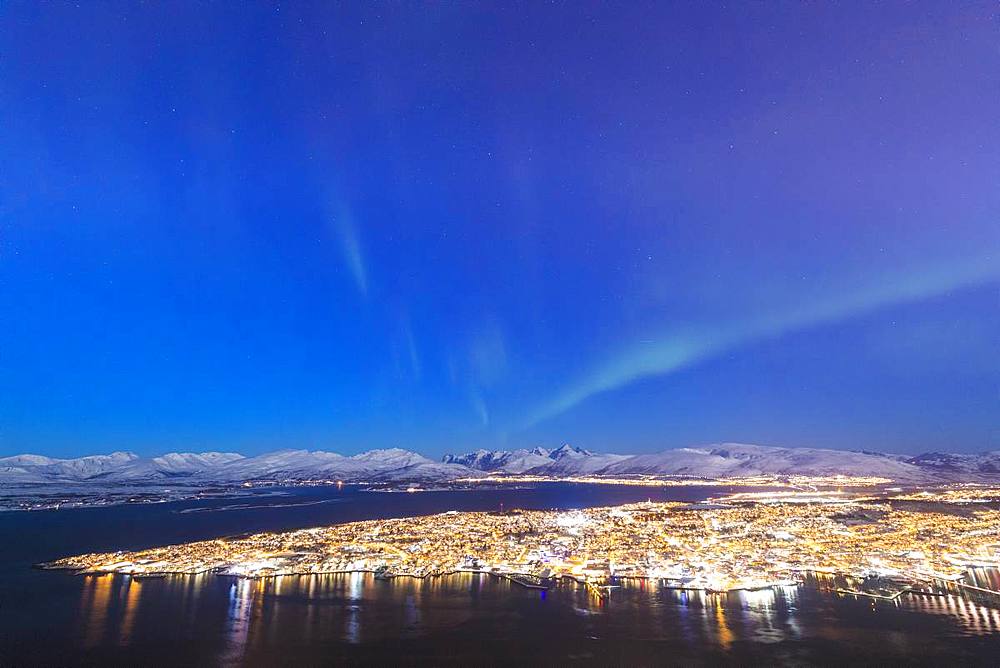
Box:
(118, 577, 142, 644)
(81, 574, 112, 648)
(714, 598, 733, 650)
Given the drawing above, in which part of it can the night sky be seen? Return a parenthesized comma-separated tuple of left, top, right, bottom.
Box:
(2, 3, 998, 458)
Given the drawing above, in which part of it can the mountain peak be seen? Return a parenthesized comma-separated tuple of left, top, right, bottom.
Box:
(104, 451, 140, 461)
(549, 444, 592, 459)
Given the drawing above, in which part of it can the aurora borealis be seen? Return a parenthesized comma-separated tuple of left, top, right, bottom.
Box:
(1, 3, 997, 458)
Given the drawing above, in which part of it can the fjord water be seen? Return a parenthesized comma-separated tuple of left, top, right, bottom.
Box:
(2, 484, 999, 666)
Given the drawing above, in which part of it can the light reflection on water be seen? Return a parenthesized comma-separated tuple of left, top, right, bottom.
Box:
(896, 590, 1000, 635)
(67, 570, 1000, 665)
(118, 576, 141, 644)
(80, 573, 112, 648)
(346, 572, 363, 643)
(223, 577, 253, 665)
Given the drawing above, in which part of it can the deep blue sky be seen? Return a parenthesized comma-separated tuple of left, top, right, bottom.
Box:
(2, 2, 998, 458)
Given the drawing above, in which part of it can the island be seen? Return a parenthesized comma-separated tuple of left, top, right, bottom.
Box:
(41, 489, 1000, 605)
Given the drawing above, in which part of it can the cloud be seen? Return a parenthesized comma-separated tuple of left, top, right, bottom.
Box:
(521, 252, 1000, 429)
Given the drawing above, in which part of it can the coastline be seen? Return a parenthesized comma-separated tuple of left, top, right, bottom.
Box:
(36, 563, 1000, 608)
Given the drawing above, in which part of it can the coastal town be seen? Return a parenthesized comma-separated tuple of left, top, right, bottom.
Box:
(45, 489, 1000, 597)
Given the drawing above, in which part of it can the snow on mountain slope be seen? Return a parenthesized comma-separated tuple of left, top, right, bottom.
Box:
(442, 444, 628, 476)
(0, 451, 245, 483)
(597, 447, 740, 477)
(444, 442, 937, 480)
(368, 460, 479, 483)
(906, 451, 1000, 475)
(346, 449, 476, 481)
(40, 452, 141, 480)
(351, 448, 431, 468)
(0, 454, 63, 467)
(208, 449, 354, 480)
(442, 449, 505, 469)
(498, 449, 553, 473)
(0, 454, 65, 482)
(105, 452, 246, 480)
(0, 465, 47, 483)
(0, 447, 476, 485)
(548, 444, 592, 459)
(199, 448, 477, 483)
(527, 444, 630, 475)
(597, 443, 929, 480)
(442, 447, 551, 473)
(153, 452, 244, 470)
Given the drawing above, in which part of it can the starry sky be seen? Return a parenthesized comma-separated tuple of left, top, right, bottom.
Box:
(2, 2, 998, 458)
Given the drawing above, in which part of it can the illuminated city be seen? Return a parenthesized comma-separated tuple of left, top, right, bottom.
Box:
(45, 488, 1000, 603)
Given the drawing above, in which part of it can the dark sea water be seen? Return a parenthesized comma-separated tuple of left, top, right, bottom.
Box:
(1, 483, 999, 666)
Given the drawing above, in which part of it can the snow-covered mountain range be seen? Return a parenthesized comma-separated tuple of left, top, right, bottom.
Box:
(0, 451, 245, 483)
(0, 448, 471, 485)
(442, 443, 1000, 482)
(3, 443, 1000, 487)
